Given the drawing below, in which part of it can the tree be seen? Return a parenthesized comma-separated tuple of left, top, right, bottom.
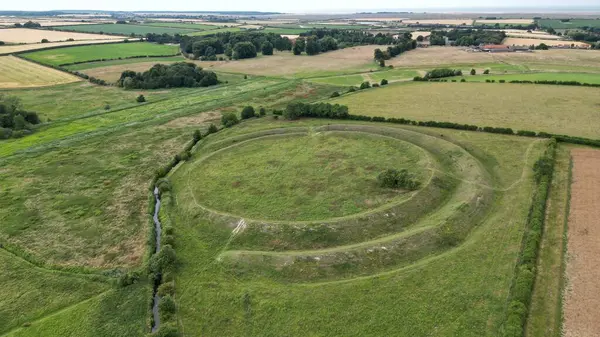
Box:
(136, 95, 145, 103)
(360, 81, 371, 89)
(241, 106, 255, 119)
(305, 36, 321, 55)
(232, 42, 257, 60)
(207, 123, 218, 134)
(221, 113, 239, 127)
(319, 36, 338, 52)
(379, 59, 386, 67)
(535, 43, 549, 50)
(261, 41, 274, 55)
(41, 39, 49, 43)
(374, 48, 385, 60)
(470, 68, 476, 75)
(416, 35, 424, 42)
(483, 69, 490, 74)
(293, 38, 305, 55)
(330, 91, 340, 98)
(259, 107, 266, 116)
(380, 79, 388, 85)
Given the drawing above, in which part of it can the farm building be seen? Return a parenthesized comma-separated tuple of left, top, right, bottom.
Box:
(481, 44, 512, 52)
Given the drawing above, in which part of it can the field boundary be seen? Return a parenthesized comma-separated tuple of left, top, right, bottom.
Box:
(1, 39, 130, 56)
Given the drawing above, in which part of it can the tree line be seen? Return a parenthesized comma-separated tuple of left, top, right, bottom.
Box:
(429, 29, 506, 46)
(0, 95, 41, 139)
(180, 31, 293, 60)
(117, 62, 219, 89)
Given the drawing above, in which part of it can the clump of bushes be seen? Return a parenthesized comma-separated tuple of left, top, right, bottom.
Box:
(0, 95, 41, 139)
(117, 63, 218, 89)
(284, 102, 349, 120)
(136, 94, 146, 103)
(360, 81, 371, 89)
(330, 91, 340, 98)
(240, 106, 255, 119)
(380, 79, 388, 85)
(377, 169, 421, 190)
(221, 112, 239, 127)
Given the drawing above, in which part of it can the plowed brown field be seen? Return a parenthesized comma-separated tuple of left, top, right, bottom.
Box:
(564, 148, 600, 337)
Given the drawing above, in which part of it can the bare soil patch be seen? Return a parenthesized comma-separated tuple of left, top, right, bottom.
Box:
(564, 148, 600, 337)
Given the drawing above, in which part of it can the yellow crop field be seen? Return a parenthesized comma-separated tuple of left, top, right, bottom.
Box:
(503, 37, 591, 47)
(0, 28, 126, 44)
(402, 19, 473, 25)
(0, 56, 81, 88)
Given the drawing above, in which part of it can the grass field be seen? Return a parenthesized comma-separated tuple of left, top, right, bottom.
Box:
(166, 117, 546, 336)
(140, 22, 219, 30)
(538, 18, 600, 29)
(52, 23, 199, 36)
(21, 42, 180, 66)
(0, 28, 125, 44)
(0, 56, 81, 88)
(457, 72, 600, 84)
(475, 19, 534, 25)
(307, 69, 419, 86)
(263, 27, 310, 34)
(64, 55, 186, 71)
(401, 19, 474, 25)
(0, 39, 128, 55)
(330, 81, 600, 139)
(185, 132, 428, 220)
(187, 27, 244, 36)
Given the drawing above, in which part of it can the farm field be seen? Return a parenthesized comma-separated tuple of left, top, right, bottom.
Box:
(503, 37, 591, 47)
(166, 118, 547, 336)
(330, 82, 600, 139)
(0, 56, 81, 88)
(388, 47, 600, 71)
(458, 72, 600, 84)
(307, 69, 420, 86)
(207, 46, 380, 77)
(140, 22, 219, 30)
(64, 55, 185, 71)
(21, 42, 180, 66)
(187, 27, 244, 36)
(475, 19, 534, 25)
(538, 18, 600, 29)
(53, 23, 199, 36)
(263, 27, 310, 34)
(502, 29, 563, 40)
(401, 19, 474, 25)
(0, 28, 126, 43)
(563, 148, 600, 337)
(0, 39, 128, 54)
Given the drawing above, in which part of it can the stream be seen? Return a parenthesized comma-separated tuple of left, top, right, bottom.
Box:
(151, 186, 162, 332)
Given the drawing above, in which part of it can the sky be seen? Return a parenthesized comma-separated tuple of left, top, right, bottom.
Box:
(2, 0, 600, 13)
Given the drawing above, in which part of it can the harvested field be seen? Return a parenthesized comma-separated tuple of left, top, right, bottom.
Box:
(0, 56, 81, 88)
(331, 82, 600, 139)
(564, 148, 600, 337)
(503, 37, 591, 47)
(0, 28, 126, 44)
(206, 46, 378, 77)
(389, 47, 600, 69)
(411, 31, 431, 39)
(0, 20, 103, 26)
(502, 30, 562, 40)
(476, 19, 534, 25)
(402, 19, 473, 25)
(0, 39, 127, 54)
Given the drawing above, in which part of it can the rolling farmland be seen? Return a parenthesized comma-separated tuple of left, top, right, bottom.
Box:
(0, 56, 81, 88)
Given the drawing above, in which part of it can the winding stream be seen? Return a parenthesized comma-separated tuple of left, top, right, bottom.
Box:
(151, 186, 162, 332)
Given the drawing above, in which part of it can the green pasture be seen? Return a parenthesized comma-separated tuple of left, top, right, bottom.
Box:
(51, 23, 198, 36)
(21, 42, 180, 66)
(538, 18, 600, 29)
(458, 72, 600, 84)
(64, 56, 186, 71)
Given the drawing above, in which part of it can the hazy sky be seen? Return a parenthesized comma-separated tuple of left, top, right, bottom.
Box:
(2, 0, 599, 13)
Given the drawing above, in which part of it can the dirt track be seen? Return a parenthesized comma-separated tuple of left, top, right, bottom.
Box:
(564, 148, 600, 337)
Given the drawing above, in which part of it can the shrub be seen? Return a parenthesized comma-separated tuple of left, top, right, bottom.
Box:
(41, 38, 49, 43)
(483, 69, 490, 74)
(360, 81, 371, 89)
(136, 95, 145, 103)
(159, 295, 177, 319)
(372, 83, 380, 87)
(117, 63, 218, 89)
(240, 106, 255, 119)
(149, 245, 177, 274)
(380, 79, 388, 85)
(232, 42, 257, 60)
(117, 271, 140, 287)
(470, 68, 476, 75)
(221, 113, 239, 128)
(348, 87, 356, 92)
(460, 78, 466, 82)
(207, 123, 218, 135)
(330, 91, 340, 98)
(104, 104, 111, 110)
(261, 41, 274, 55)
(157, 281, 175, 297)
(259, 107, 266, 116)
(377, 169, 421, 190)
